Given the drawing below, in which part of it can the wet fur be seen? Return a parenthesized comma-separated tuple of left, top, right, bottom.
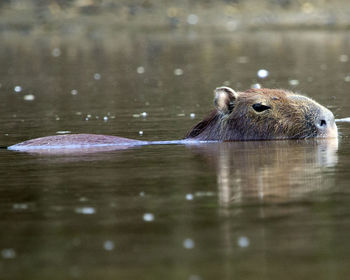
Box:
(185, 88, 331, 141)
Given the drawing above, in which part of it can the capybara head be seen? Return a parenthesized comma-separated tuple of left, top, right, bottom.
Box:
(185, 87, 338, 141)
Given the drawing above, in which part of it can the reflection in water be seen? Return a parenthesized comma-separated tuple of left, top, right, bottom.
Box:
(190, 138, 338, 206)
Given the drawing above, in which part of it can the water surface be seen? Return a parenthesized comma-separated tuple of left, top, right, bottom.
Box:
(1, 31, 350, 280)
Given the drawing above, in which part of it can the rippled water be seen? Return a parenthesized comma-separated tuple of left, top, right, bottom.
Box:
(0, 31, 350, 280)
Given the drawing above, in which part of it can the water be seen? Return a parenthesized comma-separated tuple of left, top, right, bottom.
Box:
(0, 31, 350, 280)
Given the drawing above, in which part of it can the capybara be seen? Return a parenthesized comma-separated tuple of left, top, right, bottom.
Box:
(7, 87, 338, 152)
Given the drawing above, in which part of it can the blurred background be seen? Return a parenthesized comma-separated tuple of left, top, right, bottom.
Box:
(1, 0, 350, 35)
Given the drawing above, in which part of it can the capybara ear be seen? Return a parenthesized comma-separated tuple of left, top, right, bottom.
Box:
(214, 87, 238, 114)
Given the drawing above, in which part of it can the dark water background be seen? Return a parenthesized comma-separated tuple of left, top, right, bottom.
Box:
(0, 31, 350, 280)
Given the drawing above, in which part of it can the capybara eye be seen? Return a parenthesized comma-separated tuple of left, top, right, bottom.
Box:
(252, 103, 271, 112)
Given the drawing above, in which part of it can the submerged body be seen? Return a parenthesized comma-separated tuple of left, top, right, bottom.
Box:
(8, 87, 338, 152)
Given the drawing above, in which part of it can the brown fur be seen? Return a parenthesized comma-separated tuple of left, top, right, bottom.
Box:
(185, 88, 337, 140)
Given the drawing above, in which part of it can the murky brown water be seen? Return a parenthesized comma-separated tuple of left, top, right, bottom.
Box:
(1, 31, 350, 280)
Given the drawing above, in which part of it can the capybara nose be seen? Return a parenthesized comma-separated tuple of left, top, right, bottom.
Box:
(316, 109, 338, 138)
(319, 119, 327, 127)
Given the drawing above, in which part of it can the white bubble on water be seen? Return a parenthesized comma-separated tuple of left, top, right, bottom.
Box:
(288, 79, 300, 86)
(174, 68, 184, 76)
(257, 69, 269, 79)
(190, 113, 196, 119)
(183, 238, 195, 249)
(75, 207, 96, 215)
(52, 48, 61, 57)
(94, 73, 101, 80)
(143, 213, 154, 222)
(141, 112, 148, 117)
(13, 203, 28, 210)
(186, 194, 194, 200)
(71, 89, 78, 95)
(14, 86, 22, 93)
(139, 130, 144, 135)
(251, 83, 261, 89)
(237, 236, 250, 248)
(24, 94, 35, 101)
(226, 20, 238, 31)
(56, 131, 71, 134)
(139, 191, 145, 197)
(187, 14, 199, 25)
(344, 75, 350, 82)
(1, 249, 16, 259)
(103, 240, 115, 251)
(103, 116, 108, 122)
(137, 66, 145, 74)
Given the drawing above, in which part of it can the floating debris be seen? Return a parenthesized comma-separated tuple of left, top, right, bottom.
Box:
(185, 194, 194, 200)
(174, 68, 184, 76)
(94, 73, 101, 80)
(289, 79, 300, 86)
(344, 75, 350, 82)
(143, 213, 154, 222)
(23, 94, 35, 101)
(75, 207, 96, 215)
(137, 66, 145, 74)
(177, 113, 185, 117)
(133, 114, 140, 118)
(187, 14, 199, 25)
(103, 240, 115, 251)
(14, 86, 22, 93)
(237, 236, 250, 248)
(336, 117, 350, 122)
(71, 89, 78, 95)
(139, 191, 145, 197)
(183, 238, 195, 249)
(257, 69, 269, 79)
(1, 249, 16, 259)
